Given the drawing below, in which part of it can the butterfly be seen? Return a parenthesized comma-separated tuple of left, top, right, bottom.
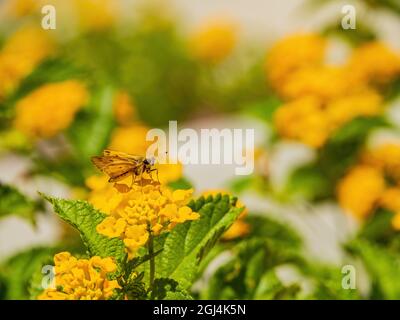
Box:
(91, 149, 158, 187)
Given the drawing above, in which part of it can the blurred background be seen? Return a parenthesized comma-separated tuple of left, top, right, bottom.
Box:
(1, 0, 400, 299)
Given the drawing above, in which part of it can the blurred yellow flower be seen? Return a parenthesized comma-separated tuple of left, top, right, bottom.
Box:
(278, 66, 352, 101)
(337, 165, 385, 220)
(38, 252, 120, 300)
(379, 188, 400, 231)
(74, 0, 117, 31)
(157, 163, 183, 185)
(113, 91, 136, 126)
(0, 26, 54, 99)
(222, 220, 251, 241)
(266, 33, 326, 91)
(392, 212, 400, 231)
(203, 190, 249, 240)
(379, 188, 400, 214)
(108, 125, 151, 155)
(347, 42, 400, 85)
(190, 18, 237, 63)
(94, 184, 199, 258)
(14, 80, 88, 138)
(274, 88, 382, 148)
(325, 89, 382, 127)
(274, 96, 330, 148)
(362, 143, 400, 182)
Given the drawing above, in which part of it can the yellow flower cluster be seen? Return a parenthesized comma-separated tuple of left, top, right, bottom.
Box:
(348, 42, 400, 85)
(267, 34, 400, 148)
(190, 18, 237, 64)
(87, 176, 199, 258)
(266, 34, 326, 92)
(275, 90, 382, 147)
(38, 252, 120, 300)
(362, 143, 400, 181)
(338, 144, 400, 228)
(0, 26, 54, 100)
(337, 165, 385, 220)
(14, 80, 88, 138)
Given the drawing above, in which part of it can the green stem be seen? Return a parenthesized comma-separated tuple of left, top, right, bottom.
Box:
(148, 233, 155, 290)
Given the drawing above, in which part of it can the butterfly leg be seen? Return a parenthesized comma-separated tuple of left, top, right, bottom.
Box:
(152, 169, 159, 184)
(130, 174, 135, 189)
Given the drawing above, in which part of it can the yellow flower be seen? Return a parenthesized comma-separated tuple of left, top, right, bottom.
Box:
(325, 89, 382, 127)
(92, 183, 199, 259)
(337, 165, 385, 220)
(108, 125, 151, 156)
(347, 42, 400, 85)
(123, 224, 149, 252)
(222, 220, 251, 241)
(203, 190, 249, 240)
(14, 80, 88, 138)
(190, 18, 237, 63)
(74, 0, 117, 31)
(113, 91, 136, 126)
(379, 188, 400, 214)
(278, 66, 352, 101)
(156, 163, 183, 185)
(274, 88, 382, 148)
(38, 252, 120, 300)
(379, 188, 400, 231)
(274, 96, 330, 148)
(266, 33, 326, 92)
(362, 144, 400, 182)
(392, 212, 400, 231)
(0, 26, 54, 99)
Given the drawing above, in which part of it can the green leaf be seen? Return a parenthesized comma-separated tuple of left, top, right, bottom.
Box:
(0, 247, 57, 300)
(41, 195, 127, 267)
(347, 240, 400, 299)
(253, 270, 300, 300)
(154, 194, 243, 289)
(229, 175, 257, 194)
(244, 96, 282, 122)
(150, 278, 192, 300)
(167, 177, 193, 190)
(0, 184, 42, 222)
(330, 116, 388, 144)
(246, 215, 302, 248)
(200, 237, 303, 299)
(284, 165, 330, 201)
(358, 209, 398, 246)
(68, 86, 115, 167)
(302, 263, 360, 300)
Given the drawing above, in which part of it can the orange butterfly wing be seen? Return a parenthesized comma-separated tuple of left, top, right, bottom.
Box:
(91, 156, 141, 182)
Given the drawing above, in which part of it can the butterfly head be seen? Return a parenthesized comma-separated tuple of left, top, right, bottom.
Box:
(144, 157, 156, 166)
